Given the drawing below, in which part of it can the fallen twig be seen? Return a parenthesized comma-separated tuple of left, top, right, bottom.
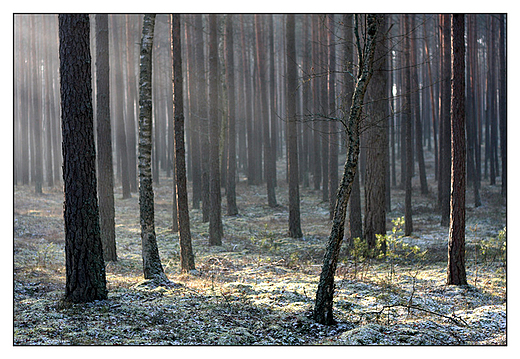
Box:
(372, 303, 468, 327)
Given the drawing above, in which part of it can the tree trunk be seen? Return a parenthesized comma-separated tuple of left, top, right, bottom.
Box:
(286, 14, 303, 239)
(137, 14, 168, 282)
(410, 15, 428, 195)
(255, 15, 277, 208)
(95, 14, 117, 262)
(364, 15, 388, 249)
(328, 14, 339, 221)
(313, 14, 380, 325)
(58, 14, 107, 303)
(225, 15, 239, 216)
(439, 14, 451, 227)
(171, 14, 196, 272)
(111, 15, 132, 199)
(209, 14, 223, 245)
(404, 15, 413, 236)
(30, 16, 43, 194)
(125, 15, 138, 193)
(498, 14, 506, 199)
(447, 13, 467, 286)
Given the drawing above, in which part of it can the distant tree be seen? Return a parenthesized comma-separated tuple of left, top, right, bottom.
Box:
(286, 14, 303, 239)
(58, 14, 107, 302)
(364, 14, 388, 249)
(314, 14, 381, 325)
(225, 15, 239, 216)
(209, 14, 223, 245)
(111, 15, 132, 200)
(498, 14, 506, 199)
(328, 14, 339, 220)
(192, 14, 210, 222)
(410, 15, 428, 195)
(439, 14, 451, 227)
(30, 16, 43, 194)
(342, 14, 363, 244)
(171, 14, 196, 272)
(255, 14, 277, 208)
(137, 14, 168, 282)
(95, 14, 117, 261)
(447, 13, 467, 286)
(403, 14, 413, 236)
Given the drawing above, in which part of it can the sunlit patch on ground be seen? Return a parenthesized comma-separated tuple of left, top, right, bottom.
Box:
(13, 169, 506, 345)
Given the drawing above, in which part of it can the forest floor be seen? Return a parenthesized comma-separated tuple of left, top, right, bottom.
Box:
(13, 159, 507, 346)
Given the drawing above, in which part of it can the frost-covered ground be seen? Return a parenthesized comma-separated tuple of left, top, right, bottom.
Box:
(13, 167, 506, 345)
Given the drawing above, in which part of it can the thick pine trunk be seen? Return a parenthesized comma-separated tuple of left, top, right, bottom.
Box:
(59, 14, 108, 303)
(447, 13, 467, 286)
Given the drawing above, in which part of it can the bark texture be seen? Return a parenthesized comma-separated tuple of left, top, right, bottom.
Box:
(58, 14, 107, 303)
(364, 15, 388, 249)
(209, 14, 223, 245)
(172, 14, 196, 272)
(313, 14, 381, 325)
(95, 14, 117, 262)
(137, 14, 167, 282)
(447, 14, 467, 286)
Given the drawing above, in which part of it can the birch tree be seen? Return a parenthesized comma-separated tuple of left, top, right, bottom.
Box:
(313, 14, 381, 325)
(137, 14, 168, 282)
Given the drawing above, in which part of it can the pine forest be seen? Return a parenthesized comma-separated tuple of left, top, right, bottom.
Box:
(13, 13, 506, 345)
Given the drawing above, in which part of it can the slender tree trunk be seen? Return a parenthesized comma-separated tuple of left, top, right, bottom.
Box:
(209, 14, 223, 245)
(95, 14, 117, 262)
(410, 15, 428, 195)
(447, 14, 467, 286)
(255, 15, 277, 207)
(59, 14, 107, 303)
(314, 14, 380, 325)
(138, 14, 168, 282)
(171, 14, 196, 272)
(185, 15, 202, 209)
(364, 15, 388, 249)
(328, 14, 339, 220)
(112, 15, 131, 199)
(404, 15, 413, 236)
(498, 14, 506, 199)
(226, 15, 239, 216)
(192, 15, 210, 222)
(125, 15, 138, 193)
(286, 14, 303, 239)
(439, 14, 451, 227)
(30, 16, 43, 194)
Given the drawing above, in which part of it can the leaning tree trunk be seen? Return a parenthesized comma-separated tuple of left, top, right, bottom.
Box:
(137, 14, 168, 282)
(313, 14, 381, 325)
(171, 14, 196, 272)
(58, 14, 108, 303)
